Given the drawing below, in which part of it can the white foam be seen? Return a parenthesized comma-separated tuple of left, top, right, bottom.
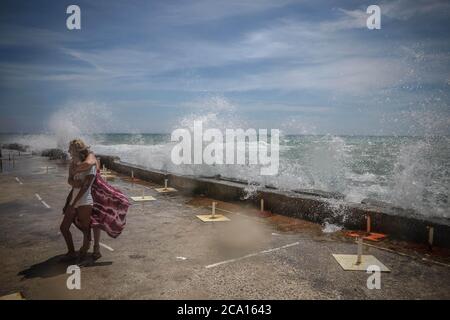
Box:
(322, 222, 343, 233)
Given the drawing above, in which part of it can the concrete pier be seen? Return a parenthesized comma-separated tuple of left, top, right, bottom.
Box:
(1, 151, 450, 299)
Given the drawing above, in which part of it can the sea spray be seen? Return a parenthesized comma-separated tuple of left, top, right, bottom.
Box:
(48, 102, 114, 149)
(242, 183, 258, 200)
(389, 137, 449, 218)
(90, 134, 449, 219)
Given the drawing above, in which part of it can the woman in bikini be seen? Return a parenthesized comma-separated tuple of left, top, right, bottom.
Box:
(60, 139, 102, 261)
(60, 138, 130, 262)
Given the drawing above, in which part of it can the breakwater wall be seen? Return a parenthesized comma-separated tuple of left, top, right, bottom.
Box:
(98, 154, 450, 248)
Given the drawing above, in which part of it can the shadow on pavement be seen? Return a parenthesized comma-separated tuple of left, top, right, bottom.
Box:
(18, 254, 113, 279)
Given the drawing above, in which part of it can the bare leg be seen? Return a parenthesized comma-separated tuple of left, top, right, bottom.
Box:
(92, 227, 102, 260)
(76, 205, 92, 258)
(60, 207, 77, 257)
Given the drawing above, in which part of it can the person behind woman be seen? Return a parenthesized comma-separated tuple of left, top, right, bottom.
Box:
(60, 139, 98, 260)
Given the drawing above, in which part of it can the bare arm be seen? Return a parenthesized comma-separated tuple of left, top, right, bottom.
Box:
(63, 189, 74, 214)
(68, 162, 83, 188)
(68, 162, 76, 186)
(74, 152, 97, 174)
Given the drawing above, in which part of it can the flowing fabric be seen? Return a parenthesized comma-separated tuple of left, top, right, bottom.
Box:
(90, 171, 130, 238)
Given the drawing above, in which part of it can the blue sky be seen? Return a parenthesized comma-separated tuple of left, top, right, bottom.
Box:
(0, 0, 449, 135)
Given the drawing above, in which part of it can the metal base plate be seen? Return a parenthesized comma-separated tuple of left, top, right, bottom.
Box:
(131, 196, 156, 202)
(0, 292, 25, 300)
(155, 187, 177, 193)
(196, 214, 230, 222)
(101, 174, 116, 180)
(346, 231, 388, 242)
(332, 254, 390, 272)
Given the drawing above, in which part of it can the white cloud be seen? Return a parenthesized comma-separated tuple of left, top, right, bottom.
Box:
(382, 0, 450, 20)
(155, 0, 298, 25)
(320, 8, 368, 31)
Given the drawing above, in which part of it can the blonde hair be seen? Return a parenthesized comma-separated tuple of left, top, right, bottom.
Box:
(69, 139, 90, 160)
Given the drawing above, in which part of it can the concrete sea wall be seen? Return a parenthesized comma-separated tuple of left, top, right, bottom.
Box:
(98, 154, 450, 248)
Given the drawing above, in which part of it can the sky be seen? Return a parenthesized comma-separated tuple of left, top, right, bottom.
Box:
(0, 0, 449, 135)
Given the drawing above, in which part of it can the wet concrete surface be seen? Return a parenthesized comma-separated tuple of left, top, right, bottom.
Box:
(0, 151, 450, 299)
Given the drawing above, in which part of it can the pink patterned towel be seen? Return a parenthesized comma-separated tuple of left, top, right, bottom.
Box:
(91, 171, 130, 238)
